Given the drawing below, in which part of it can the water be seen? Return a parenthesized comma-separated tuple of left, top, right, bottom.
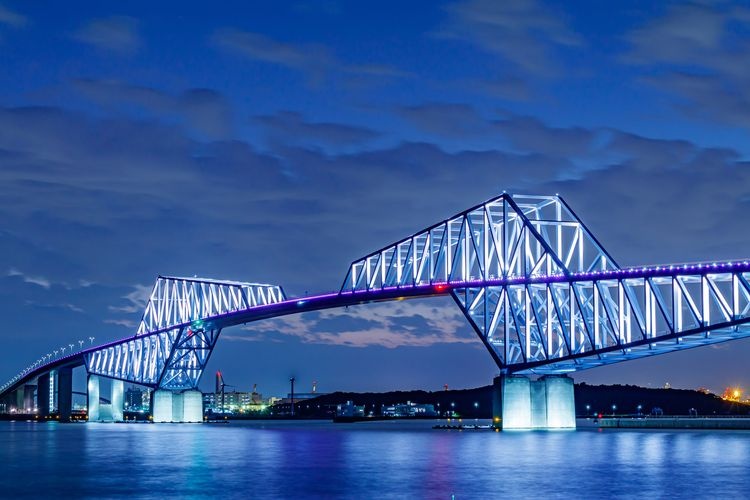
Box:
(2, 420, 750, 499)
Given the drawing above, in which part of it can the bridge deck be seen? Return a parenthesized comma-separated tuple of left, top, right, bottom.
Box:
(4, 260, 750, 397)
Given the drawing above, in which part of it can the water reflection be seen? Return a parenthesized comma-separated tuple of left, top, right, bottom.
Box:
(1, 421, 750, 498)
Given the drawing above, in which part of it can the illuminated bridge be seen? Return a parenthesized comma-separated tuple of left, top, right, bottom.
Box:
(3, 193, 750, 429)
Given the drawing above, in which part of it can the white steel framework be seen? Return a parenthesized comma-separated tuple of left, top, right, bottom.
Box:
(4, 193, 750, 398)
(85, 276, 285, 390)
(342, 194, 617, 292)
(343, 194, 750, 374)
(137, 276, 285, 335)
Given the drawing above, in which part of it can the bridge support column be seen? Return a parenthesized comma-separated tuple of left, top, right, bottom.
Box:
(152, 390, 173, 422)
(87, 375, 100, 422)
(182, 390, 203, 422)
(23, 384, 36, 413)
(111, 380, 124, 422)
(493, 374, 575, 430)
(152, 390, 203, 423)
(57, 366, 72, 422)
(171, 392, 184, 422)
(37, 373, 50, 418)
(15, 389, 24, 413)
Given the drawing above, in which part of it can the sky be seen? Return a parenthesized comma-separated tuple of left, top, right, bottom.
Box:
(2, 0, 750, 397)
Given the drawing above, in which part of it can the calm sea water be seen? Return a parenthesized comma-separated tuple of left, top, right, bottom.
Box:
(1, 419, 749, 499)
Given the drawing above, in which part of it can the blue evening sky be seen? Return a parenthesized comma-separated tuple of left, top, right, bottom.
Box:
(2, 0, 750, 396)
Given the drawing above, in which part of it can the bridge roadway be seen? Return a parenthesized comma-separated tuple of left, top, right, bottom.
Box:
(5, 258, 750, 399)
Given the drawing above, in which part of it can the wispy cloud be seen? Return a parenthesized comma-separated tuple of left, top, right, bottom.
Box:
(212, 29, 409, 85)
(23, 300, 84, 313)
(255, 111, 379, 149)
(104, 318, 137, 328)
(623, 2, 750, 130)
(437, 0, 581, 77)
(7, 268, 51, 289)
(74, 16, 141, 54)
(108, 283, 151, 314)
(74, 79, 233, 140)
(0, 3, 26, 28)
(227, 299, 475, 349)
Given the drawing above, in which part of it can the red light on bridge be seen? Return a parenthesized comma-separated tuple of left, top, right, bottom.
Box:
(435, 284, 448, 292)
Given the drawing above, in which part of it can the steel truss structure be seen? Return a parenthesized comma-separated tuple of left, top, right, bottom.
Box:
(344, 194, 750, 374)
(85, 276, 285, 390)
(137, 276, 285, 335)
(4, 193, 750, 397)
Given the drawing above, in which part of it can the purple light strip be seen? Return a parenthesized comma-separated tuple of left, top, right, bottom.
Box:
(6, 259, 750, 393)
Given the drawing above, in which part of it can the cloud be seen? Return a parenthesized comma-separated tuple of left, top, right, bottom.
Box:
(465, 77, 531, 101)
(624, 2, 750, 130)
(104, 318, 137, 328)
(255, 111, 379, 148)
(7, 268, 51, 289)
(73, 79, 233, 140)
(2, 95, 750, 319)
(0, 3, 25, 27)
(74, 16, 141, 54)
(108, 283, 152, 314)
(212, 29, 408, 85)
(492, 113, 595, 159)
(213, 30, 332, 76)
(437, 0, 581, 77)
(394, 103, 598, 160)
(231, 299, 475, 348)
(23, 301, 84, 313)
(396, 102, 490, 138)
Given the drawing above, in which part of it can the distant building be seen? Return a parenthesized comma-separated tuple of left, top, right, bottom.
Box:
(204, 388, 269, 413)
(337, 401, 365, 417)
(125, 387, 150, 411)
(381, 402, 437, 417)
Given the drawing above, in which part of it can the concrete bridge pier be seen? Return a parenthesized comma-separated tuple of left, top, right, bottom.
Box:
(37, 373, 50, 418)
(86, 375, 124, 422)
(152, 389, 203, 423)
(87, 375, 100, 421)
(23, 384, 36, 413)
(493, 374, 575, 430)
(15, 389, 23, 413)
(57, 367, 73, 422)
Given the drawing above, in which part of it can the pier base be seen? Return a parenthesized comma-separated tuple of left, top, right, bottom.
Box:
(152, 390, 174, 422)
(152, 389, 203, 423)
(87, 376, 125, 422)
(87, 375, 100, 421)
(111, 380, 124, 422)
(182, 390, 203, 422)
(23, 384, 36, 413)
(38, 373, 50, 417)
(493, 374, 575, 430)
(57, 367, 72, 422)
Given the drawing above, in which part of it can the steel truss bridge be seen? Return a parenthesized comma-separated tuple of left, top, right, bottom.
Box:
(3, 193, 750, 406)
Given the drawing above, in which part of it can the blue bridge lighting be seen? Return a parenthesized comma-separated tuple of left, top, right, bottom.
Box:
(3, 193, 750, 404)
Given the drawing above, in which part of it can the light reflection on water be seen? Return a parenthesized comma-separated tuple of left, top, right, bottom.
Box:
(2, 420, 750, 499)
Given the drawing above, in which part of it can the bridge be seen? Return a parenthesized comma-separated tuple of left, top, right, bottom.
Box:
(2, 193, 750, 429)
